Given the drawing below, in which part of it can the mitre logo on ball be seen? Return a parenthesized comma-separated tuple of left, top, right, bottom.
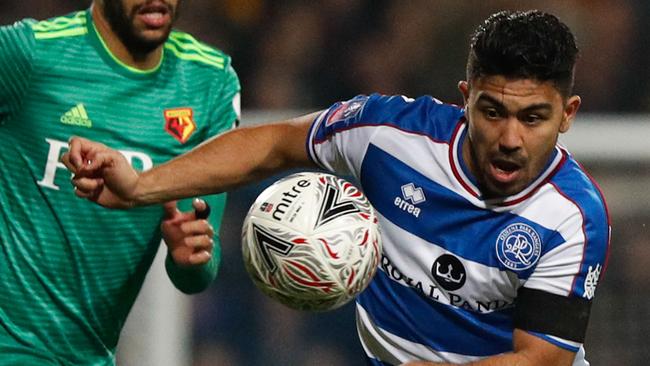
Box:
(241, 172, 382, 311)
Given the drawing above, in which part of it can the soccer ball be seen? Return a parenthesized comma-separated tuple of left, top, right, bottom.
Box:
(241, 172, 382, 311)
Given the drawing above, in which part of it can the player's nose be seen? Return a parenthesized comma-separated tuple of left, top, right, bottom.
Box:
(498, 118, 523, 153)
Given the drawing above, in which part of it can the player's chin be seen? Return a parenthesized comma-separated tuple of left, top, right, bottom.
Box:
(481, 176, 526, 198)
(129, 25, 172, 49)
(137, 32, 170, 48)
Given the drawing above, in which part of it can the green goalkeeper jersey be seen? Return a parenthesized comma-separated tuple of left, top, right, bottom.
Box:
(0, 10, 240, 365)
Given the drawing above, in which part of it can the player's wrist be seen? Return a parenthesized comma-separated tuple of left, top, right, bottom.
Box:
(130, 171, 153, 206)
(131, 169, 175, 206)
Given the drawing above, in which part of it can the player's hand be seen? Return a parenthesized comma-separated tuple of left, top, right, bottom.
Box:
(61, 136, 139, 209)
(161, 199, 214, 267)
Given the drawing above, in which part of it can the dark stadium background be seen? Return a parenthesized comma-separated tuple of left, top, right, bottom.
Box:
(2, 1, 649, 365)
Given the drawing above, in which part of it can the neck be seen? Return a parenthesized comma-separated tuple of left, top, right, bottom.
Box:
(91, 4, 163, 70)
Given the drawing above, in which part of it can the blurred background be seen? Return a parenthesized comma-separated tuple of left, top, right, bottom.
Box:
(2, 1, 649, 365)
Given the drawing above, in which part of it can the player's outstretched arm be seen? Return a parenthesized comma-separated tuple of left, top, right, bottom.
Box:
(399, 329, 576, 366)
(62, 112, 319, 208)
(62, 137, 140, 208)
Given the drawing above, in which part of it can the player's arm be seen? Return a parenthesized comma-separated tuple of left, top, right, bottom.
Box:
(62, 112, 320, 208)
(400, 329, 576, 366)
(161, 61, 240, 292)
(161, 199, 220, 293)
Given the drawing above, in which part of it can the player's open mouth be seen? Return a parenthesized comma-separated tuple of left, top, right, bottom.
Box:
(489, 159, 522, 184)
(137, 2, 172, 29)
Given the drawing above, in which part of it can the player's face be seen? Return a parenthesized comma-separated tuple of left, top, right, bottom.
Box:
(101, 0, 180, 54)
(459, 76, 580, 198)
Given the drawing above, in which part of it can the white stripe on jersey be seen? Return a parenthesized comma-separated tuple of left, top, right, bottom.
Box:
(377, 211, 520, 309)
(369, 125, 470, 201)
(357, 304, 485, 364)
(309, 111, 376, 178)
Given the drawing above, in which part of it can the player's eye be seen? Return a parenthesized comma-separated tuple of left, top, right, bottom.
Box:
(523, 114, 544, 124)
(483, 108, 501, 120)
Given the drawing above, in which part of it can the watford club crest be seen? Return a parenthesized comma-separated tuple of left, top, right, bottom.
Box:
(164, 108, 196, 143)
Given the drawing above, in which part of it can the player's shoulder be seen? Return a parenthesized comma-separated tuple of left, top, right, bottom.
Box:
(0, 11, 87, 64)
(363, 93, 463, 119)
(358, 93, 465, 142)
(28, 10, 89, 41)
(164, 30, 232, 72)
(0, 19, 33, 52)
(551, 150, 609, 222)
(1, 17, 35, 33)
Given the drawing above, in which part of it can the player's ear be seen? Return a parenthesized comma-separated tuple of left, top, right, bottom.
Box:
(458, 81, 470, 106)
(560, 95, 581, 133)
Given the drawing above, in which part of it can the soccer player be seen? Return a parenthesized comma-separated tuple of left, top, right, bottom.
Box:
(65, 10, 609, 366)
(0, 0, 239, 364)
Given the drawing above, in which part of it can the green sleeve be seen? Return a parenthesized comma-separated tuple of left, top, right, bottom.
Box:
(165, 193, 227, 294)
(0, 19, 36, 118)
(164, 55, 239, 293)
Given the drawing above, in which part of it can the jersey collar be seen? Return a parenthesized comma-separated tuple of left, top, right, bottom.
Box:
(85, 9, 164, 79)
(449, 119, 567, 206)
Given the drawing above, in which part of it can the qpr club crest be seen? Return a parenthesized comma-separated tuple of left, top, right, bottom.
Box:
(495, 223, 541, 271)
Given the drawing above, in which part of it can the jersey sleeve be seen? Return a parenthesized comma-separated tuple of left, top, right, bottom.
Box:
(0, 19, 37, 118)
(164, 196, 226, 294)
(164, 58, 240, 292)
(307, 94, 382, 178)
(514, 188, 610, 350)
(306, 93, 455, 179)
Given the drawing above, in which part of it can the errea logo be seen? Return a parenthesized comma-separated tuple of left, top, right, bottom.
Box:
(394, 183, 425, 218)
(402, 183, 425, 204)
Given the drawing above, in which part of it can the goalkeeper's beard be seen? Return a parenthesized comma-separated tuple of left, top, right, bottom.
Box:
(101, 0, 180, 57)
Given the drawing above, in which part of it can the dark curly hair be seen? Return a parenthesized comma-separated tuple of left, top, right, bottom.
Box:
(466, 10, 579, 97)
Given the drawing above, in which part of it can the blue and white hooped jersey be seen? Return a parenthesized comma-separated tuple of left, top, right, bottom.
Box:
(306, 94, 610, 365)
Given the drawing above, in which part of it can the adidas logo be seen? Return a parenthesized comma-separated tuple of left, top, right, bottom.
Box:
(60, 103, 92, 128)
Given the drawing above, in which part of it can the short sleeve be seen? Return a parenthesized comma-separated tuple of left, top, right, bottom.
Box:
(306, 94, 376, 178)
